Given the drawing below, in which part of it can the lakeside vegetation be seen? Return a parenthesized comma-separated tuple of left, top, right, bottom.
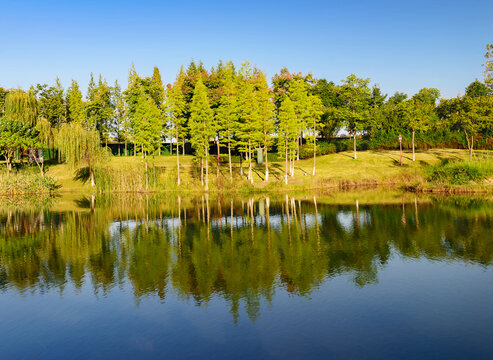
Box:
(0, 45, 492, 194)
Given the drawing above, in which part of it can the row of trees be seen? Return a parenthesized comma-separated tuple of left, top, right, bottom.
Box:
(1, 44, 492, 189)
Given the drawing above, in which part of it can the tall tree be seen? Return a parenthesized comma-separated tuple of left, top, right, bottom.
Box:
(4, 89, 38, 126)
(399, 99, 435, 161)
(0, 118, 39, 173)
(337, 74, 371, 159)
(216, 62, 238, 183)
(166, 69, 187, 186)
(112, 80, 126, 156)
(66, 80, 86, 125)
(189, 79, 214, 191)
(133, 94, 162, 189)
(465, 80, 490, 97)
(277, 97, 298, 185)
(306, 95, 324, 175)
(254, 72, 275, 182)
(485, 44, 493, 90)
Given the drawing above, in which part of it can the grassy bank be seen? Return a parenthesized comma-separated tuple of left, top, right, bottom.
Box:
(20, 148, 490, 194)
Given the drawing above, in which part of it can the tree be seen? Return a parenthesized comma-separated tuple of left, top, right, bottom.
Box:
(166, 69, 187, 185)
(56, 123, 106, 186)
(112, 80, 126, 156)
(485, 44, 493, 90)
(465, 80, 490, 97)
(86, 74, 114, 145)
(399, 99, 435, 161)
(189, 78, 215, 191)
(312, 79, 344, 139)
(216, 62, 238, 183)
(133, 94, 163, 189)
(66, 80, 86, 125)
(288, 79, 309, 162)
(306, 95, 324, 175)
(0, 118, 39, 173)
(4, 89, 38, 126)
(277, 98, 297, 184)
(236, 62, 262, 183)
(439, 96, 493, 159)
(0, 87, 8, 118)
(387, 92, 408, 105)
(254, 72, 275, 182)
(412, 88, 440, 106)
(337, 74, 371, 159)
(33, 79, 66, 129)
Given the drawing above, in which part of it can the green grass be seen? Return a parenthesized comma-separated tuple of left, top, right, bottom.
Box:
(4, 149, 492, 193)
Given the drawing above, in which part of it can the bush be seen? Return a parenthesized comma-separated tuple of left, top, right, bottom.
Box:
(427, 159, 493, 185)
(299, 141, 336, 159)
(0, 174, 58, 195)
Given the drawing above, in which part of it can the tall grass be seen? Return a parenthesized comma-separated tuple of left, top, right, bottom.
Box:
(0, 173, 58, 195)
(427, 158, 493, 185)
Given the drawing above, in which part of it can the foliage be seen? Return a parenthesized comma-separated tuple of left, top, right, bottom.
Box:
(0, 173, 57, 194)
(427, 158, 493, 185)
(4, 90, 38, 126)
(0, 118, 39, 171)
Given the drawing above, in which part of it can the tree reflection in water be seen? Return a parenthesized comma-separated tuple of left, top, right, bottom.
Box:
(0, 194, 492, 321)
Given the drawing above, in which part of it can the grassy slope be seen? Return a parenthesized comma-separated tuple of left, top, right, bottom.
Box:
(40, 148, 491, 193)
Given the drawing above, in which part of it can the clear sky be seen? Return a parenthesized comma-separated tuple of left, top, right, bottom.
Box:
(1, 0, 491, 98)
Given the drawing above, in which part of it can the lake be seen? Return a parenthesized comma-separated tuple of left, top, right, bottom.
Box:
(1, 193, 492, 359)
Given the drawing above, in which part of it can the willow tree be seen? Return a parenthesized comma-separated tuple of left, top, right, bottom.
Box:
(189, 78, 215, 191)
(56, 123, 105, 186)
(4, 90, 38, 126)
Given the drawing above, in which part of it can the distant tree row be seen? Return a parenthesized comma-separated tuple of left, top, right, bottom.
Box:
(0, 44, 492, 189)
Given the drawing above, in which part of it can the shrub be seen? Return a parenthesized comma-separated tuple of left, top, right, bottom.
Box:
(0, 174, 58, 195)
(427, 159, 493, 185)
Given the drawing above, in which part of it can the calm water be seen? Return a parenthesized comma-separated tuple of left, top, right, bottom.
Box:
(1, 194, 493, 359)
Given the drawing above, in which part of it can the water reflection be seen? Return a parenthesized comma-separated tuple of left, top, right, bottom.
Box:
(1, 195, 492, 321)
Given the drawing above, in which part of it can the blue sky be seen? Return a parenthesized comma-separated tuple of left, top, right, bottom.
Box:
(1, 0, 491, 98)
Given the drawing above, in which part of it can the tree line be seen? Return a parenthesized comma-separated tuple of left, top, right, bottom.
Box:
(0, 44, 492, 189)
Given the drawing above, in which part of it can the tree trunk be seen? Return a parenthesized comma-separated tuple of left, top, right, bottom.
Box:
(125, 140, 127, 156)
(216, 136, 220, 178)
(265, 145, 269, 182)
(134, 142, 136, 156)
(183, 139, 185, 156)
(285, 137, 288, 185)
(90, 167, 95, 187)
(313, 130, 316, 176)
(297, 133, 300, 161)
(118, 143, 121, 156)
(170, 139, 173, 156)
(248, 139, 253, 184)
(228, 139, 233, 183)
(470, 136, 474, 160)
(205, 149, 209, 192)
(176, 129, 181, 185)
(201, 157, 204, 186)
(353, 133, 357, 160)
(240, 154, 243, 176)
(412, 130, 415, 162)
(144, 154, 148, 190)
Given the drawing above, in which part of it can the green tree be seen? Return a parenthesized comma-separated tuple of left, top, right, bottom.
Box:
(56, 123, 106, 186)
(86, 74, 114, 144)
(166, 69, 187, 185)
(189, 78, 215, 191)
(337, 74, 371, 160)
(399, 99, 435, 161)
(0, 118, 39, 173)
(66, 80, 86, 125)
(465, 80, 490, 97)
(34, 79, 66, 129)
(4, 89, 38, 126)
(133, 94, 163, 189)
(254, 72, 275, 182)
(485, 44, 493, 90)
(306, 95, 324, 175)
(112, 80, 126, 156)
(216, 62, 238, 183)
(277, 97, 298, 184)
